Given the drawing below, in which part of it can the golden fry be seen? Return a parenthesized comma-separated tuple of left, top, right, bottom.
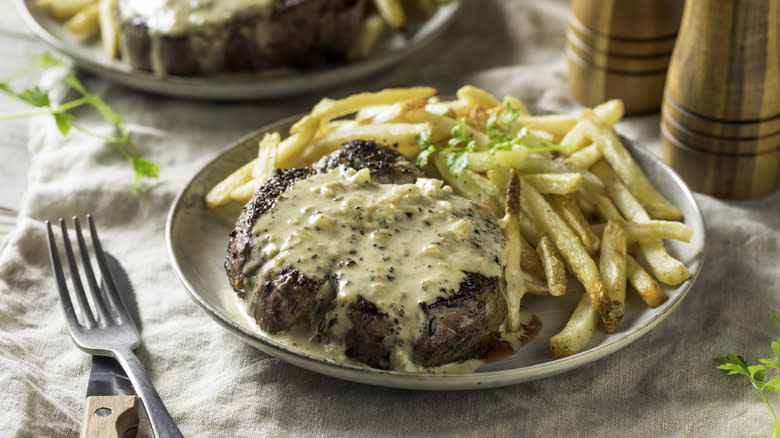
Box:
(523, 173, 583, 195)
(346, 14, 386, 61)
(312, 87, 436, 122)
(36, 0, 96, 20)
(549, 194, 601, 256)
(373, 0, 405, 29)
(550, 292, 600, 358)
(580, 110, 682, 220)
(64, 2, 100, 37)
(592, 160, 690, 285)
(456, 85, 500, 110)
(627, 254, 668, 307)
(205, 158, 257, 208)
(598, 216, 628, 333)
(501, 168, 527, 332)
(537, 236, 567, 296)
(520, 178, 609, 327)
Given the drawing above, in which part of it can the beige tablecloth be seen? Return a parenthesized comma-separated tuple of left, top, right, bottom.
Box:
(2, 1, 779, 436)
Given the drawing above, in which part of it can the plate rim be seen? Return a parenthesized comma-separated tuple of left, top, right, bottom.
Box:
(165, 116, 705, 390)
(16, 0, 461, 100)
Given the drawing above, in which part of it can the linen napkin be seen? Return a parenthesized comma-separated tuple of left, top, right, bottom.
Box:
(2, 1, 779, 436)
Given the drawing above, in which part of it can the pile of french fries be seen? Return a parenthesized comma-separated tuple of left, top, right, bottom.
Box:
(36, 0, 453, 62)
(205, 85, 694, 359)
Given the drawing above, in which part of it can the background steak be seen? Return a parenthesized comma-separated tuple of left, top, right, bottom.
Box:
(119, 0, 365, 76)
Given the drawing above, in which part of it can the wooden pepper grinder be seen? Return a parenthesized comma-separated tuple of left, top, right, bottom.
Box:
(661, 0, 780, 198)
(566, 0, 684, 115)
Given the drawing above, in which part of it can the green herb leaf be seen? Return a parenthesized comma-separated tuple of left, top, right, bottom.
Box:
(765, 377, 780, 394)
(714, 316, 780, 436)
(36, 53, 62, 68)
(0, 53, 159, 192)
(416, 145, 435, 169)
(53, 111, 74, 136)
(16, 86, 50, 108)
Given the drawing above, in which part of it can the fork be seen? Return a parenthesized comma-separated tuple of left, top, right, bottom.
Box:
(46, 216, 184, 438)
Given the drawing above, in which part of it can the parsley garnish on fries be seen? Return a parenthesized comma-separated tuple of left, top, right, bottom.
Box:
(0, 53, 159, 192)
(714, 314, 780, 438)
(416, 103, 572, 176)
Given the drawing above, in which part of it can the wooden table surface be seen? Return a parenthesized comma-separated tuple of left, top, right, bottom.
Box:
(0, 1, 41, 213)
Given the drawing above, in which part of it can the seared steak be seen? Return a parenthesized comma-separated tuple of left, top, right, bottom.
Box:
(226, 140, 508, 370)
(312, 139, 422, 184)
(118, 0, 365, 76)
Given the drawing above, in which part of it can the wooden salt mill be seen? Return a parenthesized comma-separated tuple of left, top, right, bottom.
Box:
(566, 0, 684, 115)
(661, 0, 780, 199)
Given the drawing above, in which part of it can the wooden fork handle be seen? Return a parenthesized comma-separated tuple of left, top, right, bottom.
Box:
(80, 395, 139, 438)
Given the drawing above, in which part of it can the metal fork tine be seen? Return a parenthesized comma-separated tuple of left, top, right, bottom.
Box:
(87, 215, 131, 324)
(46, 221, 82, 331)
(58, 218, 97, 329)
(73, 217, 114, 325)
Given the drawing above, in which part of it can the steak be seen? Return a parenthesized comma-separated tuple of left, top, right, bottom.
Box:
(118, 0, 365, 76)
(226, 140, 508, 370)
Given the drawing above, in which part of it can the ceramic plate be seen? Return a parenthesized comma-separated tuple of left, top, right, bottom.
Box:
(17, 0, 459, 100)
(166, 117, 705, 390)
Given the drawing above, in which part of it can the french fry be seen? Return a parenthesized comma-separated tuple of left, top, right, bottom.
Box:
(502, 95, 530, 116)
(456, 85, 500, 110)
(501, 169, 527, 332)
(424, 99, 468, 117)
(512, 99, 623, 142)
(564, 143, 602, 169)
(306, 122, 430, 163)
(627, 254, 668, 307)
(574, 189, 597, 217)
(517, 157, 605, 194)
(549, 292, 600, 358)
(598, 216, 627, 333)
(347, 13, 386, 61)
(580, 110, 682, 220)
(205, 158, 258, 209)
(463, 150, 529, 173)
(592, 160, 690, 285)
(549, 194, 601, 256)
(591, 220, 694, 243)
(274, 132, 311, 169)
(592, 192, 622, 223)
(593, 99, 624, 126)
(64, 2, 100, 37)
(99, 0, 120, 58)
(522, 172, 583, 195)
(356, 100, 424, 124)
(252, 133, 280, 183)
(35, 0, 97, 20)
(524, 273, 551, 296)
(519, 178, 610, 328)
(229, 179, 256, 203)
(517, 208, 544, 247)
(373, 0, 405, 29)
(311, 87, 436, 123)
(537, 236, 567, 296)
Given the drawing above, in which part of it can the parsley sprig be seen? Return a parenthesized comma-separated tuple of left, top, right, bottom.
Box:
(416, 103, 572, 176)
(0, 53, 159, 192)
(714, 314, 780, 438)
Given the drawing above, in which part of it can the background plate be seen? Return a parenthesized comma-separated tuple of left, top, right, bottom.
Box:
(17, 0, 459, 100)
(166, 117, 705, 390)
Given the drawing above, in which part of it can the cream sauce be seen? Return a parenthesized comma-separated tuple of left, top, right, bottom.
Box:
(242, 167, 507, 371)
